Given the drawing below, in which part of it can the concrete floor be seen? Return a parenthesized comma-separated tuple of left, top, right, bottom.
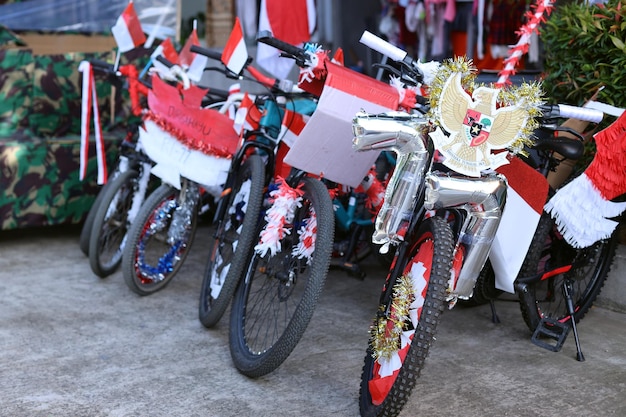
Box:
(0, 224, 624, 417)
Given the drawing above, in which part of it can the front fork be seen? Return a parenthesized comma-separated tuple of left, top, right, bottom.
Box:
(424, 173, 507, 300)
(168, 178, 200, 244)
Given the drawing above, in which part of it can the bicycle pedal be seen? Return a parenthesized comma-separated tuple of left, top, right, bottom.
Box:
(531, 317, 570, 352)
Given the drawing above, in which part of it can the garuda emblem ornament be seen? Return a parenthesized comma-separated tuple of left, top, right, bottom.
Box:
(429, 72, 533, 177)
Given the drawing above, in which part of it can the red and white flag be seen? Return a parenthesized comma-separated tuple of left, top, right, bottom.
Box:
(279, 108, 307, 148)
(179, 27, 209, 83)
(111, 1, 146, 53)
(233, 92, 262, 135)
(545, 111, 626, 248)
(222, 17, 248, 75)
(78, 61, 108, 185)
(490, 157, 549, 293)
(256, 0, 316, 79)
(179, 27, 200, 68)
(151, 38, 180, 78)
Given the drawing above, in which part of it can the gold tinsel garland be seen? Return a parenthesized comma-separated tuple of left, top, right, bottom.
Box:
(426, 57, 545, 156)
(370, 274, 416, 361)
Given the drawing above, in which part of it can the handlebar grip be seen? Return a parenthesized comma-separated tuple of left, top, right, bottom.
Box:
(360, 31, 407, 62)
(206, 87, 230, 100)
(558, 104, 604, 123)
(547, 104, 604, 123)
(155, 55, 174, 68)
(256, 30, 307, 59)
(190, 45, 223, 62)
(90, 59, 116, 74)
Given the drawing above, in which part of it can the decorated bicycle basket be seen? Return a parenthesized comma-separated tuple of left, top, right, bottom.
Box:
(139, 74, 241, 196)
(285, 61, 400, 187)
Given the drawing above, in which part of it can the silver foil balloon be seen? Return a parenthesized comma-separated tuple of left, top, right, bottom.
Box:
(352, 111, 430, 250)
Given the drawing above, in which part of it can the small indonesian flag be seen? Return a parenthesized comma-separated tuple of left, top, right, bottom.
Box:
(256, 0, 316, 79)
(490, 157, 548, 293)
(279, 108, 308, 148)
(111, 2, 146, 53)
(78, 61, 108, 185)
(179, 27, 200, 68)
(151, 38, 179, 79)
(222, 17, 248, 75)
(179, 27, 209, 83)
(545, 111, 626, 248)
(233, 92, 262, 135)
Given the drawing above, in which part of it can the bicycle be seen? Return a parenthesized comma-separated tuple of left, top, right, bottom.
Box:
(226, 31, 414, 378)
(189, 44, 318, 328)
(515, 107, 626, 357)
(82, 57, 231, 279)
(352, 31, 606, 417)
(120, 56, 244, 295)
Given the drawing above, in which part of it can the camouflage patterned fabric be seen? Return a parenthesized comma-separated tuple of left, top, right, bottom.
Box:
(0, 24, 26, 48)
(0, 138, 119, 229)
(0, 37, 149, 230)
(0, 48, 33, 139)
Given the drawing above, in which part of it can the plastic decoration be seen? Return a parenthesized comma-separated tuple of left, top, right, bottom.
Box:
(495, 0, 555, 87)
(292, 209, 317, 264)
(254, 178, 304, 257)
(428, 58, 543, 176)
(545, 111, 626, 248)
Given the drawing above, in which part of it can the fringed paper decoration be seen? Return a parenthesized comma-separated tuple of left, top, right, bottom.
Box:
(255, 178, 304, 257)
(368, 257, 430, 406)
(545, 111, 626, 248)
(355, 167, 386, 213)
(292, 210, 317, 264)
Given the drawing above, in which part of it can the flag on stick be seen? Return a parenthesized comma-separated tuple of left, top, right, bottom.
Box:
(111, 1, 146, 53)
(222, 17, 248, 75)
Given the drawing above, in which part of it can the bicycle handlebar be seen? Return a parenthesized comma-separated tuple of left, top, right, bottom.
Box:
(189, 44, 223, 62)
(359, 30, 424, 85)
(256, 30, 309, 67)
(360, 31, 407, 63)
(540, 104, 604, 124)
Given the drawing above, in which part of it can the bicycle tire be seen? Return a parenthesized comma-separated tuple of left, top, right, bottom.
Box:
(88, 169, 141, 278)
(199, 155, 265, 328)
(516, 211, 618, 331)
(229, 176, 334, 378)
(79, 186, 107, 256)
(359, 216, 454, 417)
(122, 183, 198, 296)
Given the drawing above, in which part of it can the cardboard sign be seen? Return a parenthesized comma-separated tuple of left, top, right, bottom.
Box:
(284, 62, 399, 187)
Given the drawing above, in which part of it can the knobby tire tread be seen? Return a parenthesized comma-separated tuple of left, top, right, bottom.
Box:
(229, 176, 334, 378)
(88, 169, 139, 278)
(199, 155, 265, 328)
(360, 216, 455, 417)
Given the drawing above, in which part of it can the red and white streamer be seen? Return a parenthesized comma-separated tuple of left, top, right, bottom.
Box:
(78, 61, 107, 185)
(292, 211, 317, 263)
(495, 0, 554, 87)
(254, 178, 304, 257)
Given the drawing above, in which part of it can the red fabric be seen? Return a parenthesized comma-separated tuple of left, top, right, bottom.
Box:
(585, 111, 626, 200)
(265, 0, 314, 45)
(179, 29, 200, 68)
(121, 2, 146, 48)
(496, 156, 548, 215)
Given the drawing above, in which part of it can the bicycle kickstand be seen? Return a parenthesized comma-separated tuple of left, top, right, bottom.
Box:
(563, 278, 585, 362)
